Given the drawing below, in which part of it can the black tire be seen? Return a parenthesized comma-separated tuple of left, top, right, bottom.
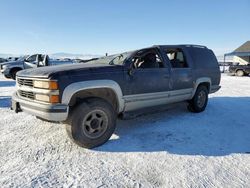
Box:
(188, 85, 208, 113)
(236, 69, 244, 77)
(66, 98, 116, 148)
(10, 69, 21, 80)
(4, 75, 11, 79)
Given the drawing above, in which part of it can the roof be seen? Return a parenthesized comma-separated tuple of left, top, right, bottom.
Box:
(234, 41, 250, 53)
(225, 41, 250, 57)
(157, 44, 207, 49)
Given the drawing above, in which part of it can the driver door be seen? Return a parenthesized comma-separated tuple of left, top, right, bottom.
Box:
(23, 54, 39, 69)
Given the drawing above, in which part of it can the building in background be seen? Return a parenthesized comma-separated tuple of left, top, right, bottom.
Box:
(224, 41, 250, 65)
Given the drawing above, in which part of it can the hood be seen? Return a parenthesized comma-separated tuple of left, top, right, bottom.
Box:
(17, 62, 123, 79)
(1, 60, 23, 66)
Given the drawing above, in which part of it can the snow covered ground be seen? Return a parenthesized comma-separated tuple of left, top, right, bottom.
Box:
(0, 74, 249, 187)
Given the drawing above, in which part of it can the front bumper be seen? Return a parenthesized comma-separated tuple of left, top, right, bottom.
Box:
(210, 85, 221, 93)
(11, 92, 69, 122)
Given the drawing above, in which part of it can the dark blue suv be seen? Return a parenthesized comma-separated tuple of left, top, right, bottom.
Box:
(12, 45, 221, 148)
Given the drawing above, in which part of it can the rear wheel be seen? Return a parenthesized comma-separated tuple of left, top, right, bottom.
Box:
(66, 98, 116, 148)
(188, 85, 208, 113)
(236, 69, 244, 77)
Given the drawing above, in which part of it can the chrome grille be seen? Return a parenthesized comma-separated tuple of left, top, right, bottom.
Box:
(19, 90, 35, 100)
(17, 78, 33, 87)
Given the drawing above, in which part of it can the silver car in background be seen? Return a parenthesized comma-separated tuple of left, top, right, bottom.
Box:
(0, 54, 74, 79)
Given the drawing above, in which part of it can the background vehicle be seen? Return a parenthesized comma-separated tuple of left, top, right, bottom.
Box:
(218, 61, 234, 73)
(0, 58, 7, 64)
(0, 54, 74, 79)
(7, 57, 19, 61)
(0, 56, 27, 79)
(12, 45, 221, 148)
(228, 64, 250, 76)
(74, 58, 99, 63)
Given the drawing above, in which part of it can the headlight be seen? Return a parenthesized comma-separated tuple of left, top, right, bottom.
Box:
(35, 94, 59, 103)
(1, 65, 7, 70)
(33, 80, 58, 90)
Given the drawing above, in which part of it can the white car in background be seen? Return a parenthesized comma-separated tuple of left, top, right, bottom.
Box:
(0, 54, 74, 79)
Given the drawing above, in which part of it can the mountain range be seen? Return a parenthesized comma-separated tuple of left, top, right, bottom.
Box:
(0, 52, 232, 62)
(0, 53, 101, 60)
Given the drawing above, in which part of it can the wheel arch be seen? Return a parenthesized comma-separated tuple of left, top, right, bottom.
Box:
(61, 80, 125, 113)
(191, 77, 211, 98)
(10, 67, 23, 79)
(10, 67, 23, 73)
(235, 69, 244, 73)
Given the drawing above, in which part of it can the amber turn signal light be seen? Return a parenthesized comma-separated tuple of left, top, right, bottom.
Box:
(50, 95, 60, 103)
(49, 81, 58, 90)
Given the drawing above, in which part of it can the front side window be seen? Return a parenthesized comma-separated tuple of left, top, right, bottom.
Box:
(26, 55, 37, 63)
(131, 49, 164, 69)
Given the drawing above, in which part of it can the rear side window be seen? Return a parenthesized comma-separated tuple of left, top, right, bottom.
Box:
(176, 52, 184, 61)
(188, 48, 218, 68)
(165, 48, 188, 68)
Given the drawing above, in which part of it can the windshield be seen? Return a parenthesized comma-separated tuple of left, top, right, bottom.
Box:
(87, 52, 132, 65)
(18, 56, 28, 61)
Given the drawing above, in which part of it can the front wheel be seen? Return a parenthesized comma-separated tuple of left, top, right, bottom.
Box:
(11, 69, 21, 80)
(4, 75, 11, 79)
(236, 70, 244, 77)
(66, 98, 116, 148)
(188, 85, 208, 113)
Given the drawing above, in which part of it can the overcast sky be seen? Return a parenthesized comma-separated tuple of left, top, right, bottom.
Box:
(0, 0, 249, 56)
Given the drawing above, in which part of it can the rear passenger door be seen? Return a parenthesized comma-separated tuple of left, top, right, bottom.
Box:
(163, 48, 193, 92)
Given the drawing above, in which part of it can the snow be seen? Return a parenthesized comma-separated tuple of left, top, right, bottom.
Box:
(0, 74, 250, 187)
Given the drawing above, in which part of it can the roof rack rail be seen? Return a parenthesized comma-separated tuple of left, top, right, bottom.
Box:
(185, 45, 207, 49)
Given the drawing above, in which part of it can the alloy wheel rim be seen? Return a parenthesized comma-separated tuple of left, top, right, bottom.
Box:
(197, 90, 206, 108)
(81, 109, 108, 139)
